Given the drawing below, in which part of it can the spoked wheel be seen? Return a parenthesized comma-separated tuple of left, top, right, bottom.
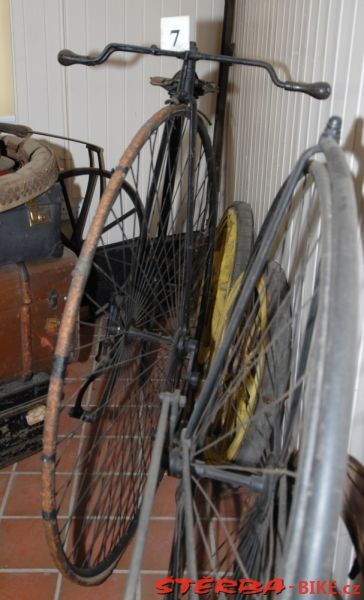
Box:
(198, 201, 254, 366)
(169, 138, 359, 598)
(59, 166, 138, 255)
(42, 104, 216, 584)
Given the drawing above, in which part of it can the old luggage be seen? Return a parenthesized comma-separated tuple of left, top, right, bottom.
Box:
(0, 134, 61, 264)
(0, 183, 63, 265)
(0, 248, 77, 385)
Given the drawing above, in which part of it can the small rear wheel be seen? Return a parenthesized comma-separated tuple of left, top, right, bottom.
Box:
(198, 201, 254, 365)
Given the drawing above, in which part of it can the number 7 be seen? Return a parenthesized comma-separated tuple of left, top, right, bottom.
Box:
(170, 29, 180, 46)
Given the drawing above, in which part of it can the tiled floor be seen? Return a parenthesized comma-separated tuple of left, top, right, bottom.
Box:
(0, 451, 177, 600)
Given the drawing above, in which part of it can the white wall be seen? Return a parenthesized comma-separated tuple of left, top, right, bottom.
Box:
(225, 0, 364, 588)
(225, 0, 364, 227)
(10, 0, 224, 171)
(226, 0, 364, 446)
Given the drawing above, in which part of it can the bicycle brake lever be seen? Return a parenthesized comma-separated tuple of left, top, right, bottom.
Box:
(283, 80, 331, 100)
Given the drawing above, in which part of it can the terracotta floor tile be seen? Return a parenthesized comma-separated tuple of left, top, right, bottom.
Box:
(50, 437, 83, 474)
(114, 535, 136, 571)
(16, 451, 42, 473)
(0, 572, 57, 600)
(0, 463, 13, 474)
(59, 573, 127, 599)
(4, 474, 42, 516)
(0, 473, 10, 506)
(212, 485, 256, 518)
(57, 405, 83, 436)
(0, 402, 179, 598)
(0, 519, 54, 568)
(113, 505, 176, 572)
(141, 573, 171, 599)
(151, 476, 178, 517)
(142, 519, 174, 571)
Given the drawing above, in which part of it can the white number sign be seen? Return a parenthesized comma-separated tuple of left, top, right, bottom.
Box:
(160, 16, 190, 51)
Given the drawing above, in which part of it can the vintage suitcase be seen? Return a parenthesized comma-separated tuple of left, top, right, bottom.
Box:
(0, 248, 77, 384)
(0, 134, 61, 264)
(0, 183, 63, 265)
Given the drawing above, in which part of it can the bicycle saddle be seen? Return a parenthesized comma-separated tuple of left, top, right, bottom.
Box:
(150, 70, 218, 98)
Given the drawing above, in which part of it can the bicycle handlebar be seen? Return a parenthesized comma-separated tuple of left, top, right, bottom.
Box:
(282, 80, 331, 100)
(0, 122, 32, 137)
(58, 43, 331, 100)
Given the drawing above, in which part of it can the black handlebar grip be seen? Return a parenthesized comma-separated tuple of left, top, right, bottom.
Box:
(0, 122, 32, 137)
(58, 49, 93, 66)
(285, 80, 331, 100)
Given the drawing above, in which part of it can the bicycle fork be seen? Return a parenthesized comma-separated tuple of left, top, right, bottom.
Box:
(123, 391, 186, 600)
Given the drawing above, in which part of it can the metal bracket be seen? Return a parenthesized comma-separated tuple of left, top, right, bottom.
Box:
(167, 390, 186, 450)
(27, 198, 52, 227)
(124, 391, 173, 600)
(150, 70, 218, 101)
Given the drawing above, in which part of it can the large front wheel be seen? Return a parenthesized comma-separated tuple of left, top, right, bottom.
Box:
(169, 140, 359, 597)
(42, 104, 216, 584)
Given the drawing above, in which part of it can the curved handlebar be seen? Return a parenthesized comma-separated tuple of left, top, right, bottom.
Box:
(58, 49, 89, 66)
(283, 80, 330, 100)
(58, 44, 185, 66)
(0, 122, 32, 138)
(58, 43, 331, 100)
(59, 48, 116, 66)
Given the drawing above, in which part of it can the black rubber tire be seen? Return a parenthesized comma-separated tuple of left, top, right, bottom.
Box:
(198, 201, 254, 367)
(235, 260, 291, 467)
(230, 201, 254, 283)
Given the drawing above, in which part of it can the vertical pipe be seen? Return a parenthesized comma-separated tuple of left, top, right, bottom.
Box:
(182, 88, 198, 335)
(124, 393, 171, 600)
(212, 0, 236, 196)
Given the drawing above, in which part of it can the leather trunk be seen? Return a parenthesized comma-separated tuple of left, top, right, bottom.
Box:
(0, 248, 77, 385)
